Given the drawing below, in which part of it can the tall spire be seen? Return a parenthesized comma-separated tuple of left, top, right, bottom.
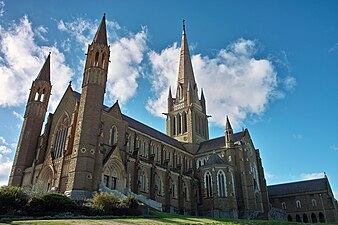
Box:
(177, 19, 196, 88)
(36, 52, 51, 82)
(93, 14, 108, 46)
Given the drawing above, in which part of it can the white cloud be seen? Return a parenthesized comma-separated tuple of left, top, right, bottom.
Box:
(106, 28, 147, 105)
(283, 76, 296, 91)
(300, 172, 324, 181)
(57, 18, 97, 52)
(0, 16, 73, 111)
(12, 110, 23, 121)
(147, 38, 292, 128)
(0, 145, 11, 154)
(0, 136, 7, 145)
(0, 1, 4, 17)
(0, 154, 12, 186)
(58, 17, 148, 106)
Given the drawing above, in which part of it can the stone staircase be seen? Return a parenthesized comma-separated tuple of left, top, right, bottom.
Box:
(124, 189, 163, 212)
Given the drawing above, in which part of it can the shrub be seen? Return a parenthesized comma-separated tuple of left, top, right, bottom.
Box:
(122, 195, 139, 209)
(0, 186, 28, 215)
(25, 196, 46, 216)
(91, 192, 120, 212)
(42, 193, 77, 213)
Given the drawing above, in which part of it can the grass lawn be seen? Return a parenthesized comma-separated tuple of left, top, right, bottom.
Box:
(2, 211, 337, 225)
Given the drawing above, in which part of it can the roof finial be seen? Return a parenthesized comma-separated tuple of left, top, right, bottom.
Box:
(69, 80, 72, 87)
(182, 19, 186, 34)
(103, 13, 106, 17)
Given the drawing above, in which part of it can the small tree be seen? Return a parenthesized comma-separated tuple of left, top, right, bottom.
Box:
(23, 180, 48, 197)
(91, 192, 120, 212)
(122, 195, 139, 209)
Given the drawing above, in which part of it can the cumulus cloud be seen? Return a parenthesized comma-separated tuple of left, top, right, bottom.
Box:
(0, 154, 12, 186)
(0, 16, 73, 111)
(147, 38, 292, 128)
(58, 17, 148, 106)
(106, 29, 147, 104)
(300, 172, 324, 180)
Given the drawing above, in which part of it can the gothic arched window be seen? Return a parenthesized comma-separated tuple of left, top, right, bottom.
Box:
(110, 126, 117, 145)
(173, 116, 176, 135)
(282, 202, 287, 209)
(296, 200, 301, 208)
(312, 199, 317, 207)
(182, 111, 187, 133)
(204, 171, 213, 198)
(94, 52, 99, 66)
(53, 115, 69, 159)
(217, 170, 227, 197)
(139, 170, 147, 192)
(101, 53, 105, 68)
(155, 174, 162, 195)
(177, 114, 182, 134)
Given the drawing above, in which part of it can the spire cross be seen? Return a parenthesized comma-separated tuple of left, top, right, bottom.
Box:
(182, 19, 186, 33)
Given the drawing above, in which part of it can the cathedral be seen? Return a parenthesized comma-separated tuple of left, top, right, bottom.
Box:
(9, 15, 270, 218)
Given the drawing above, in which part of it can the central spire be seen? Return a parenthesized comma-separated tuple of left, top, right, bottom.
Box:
(93, 14, 108, 46)
(36, 52, 51, 82)
(177, 20, 196, 91)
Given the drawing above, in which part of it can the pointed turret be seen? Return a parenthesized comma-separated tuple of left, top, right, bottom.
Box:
(168, 86, 173, 112)
(92, 14, 108, 46)
(36, 53, 51, 82)
(225, 116, 233, 133)
(225, 116, 233, 148)
(200, 89, 206, 114)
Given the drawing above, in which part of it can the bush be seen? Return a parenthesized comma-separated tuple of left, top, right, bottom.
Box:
(24, 196, 46, 216)
(0, 186, 28, 215)
(122, 195, 139, 209)
(42, 193, 77, 213)
(91, 192, 120, 212)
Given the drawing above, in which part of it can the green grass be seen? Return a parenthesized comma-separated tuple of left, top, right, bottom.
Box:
(2, 211, 337, 225)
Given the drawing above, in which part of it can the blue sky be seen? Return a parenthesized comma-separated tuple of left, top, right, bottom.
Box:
(0, 0, 337, 197)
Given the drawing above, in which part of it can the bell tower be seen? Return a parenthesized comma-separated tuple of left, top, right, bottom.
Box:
(9, 53, 52, 186)
(166, 21, 209, 150)
(66, 14, 110, 198)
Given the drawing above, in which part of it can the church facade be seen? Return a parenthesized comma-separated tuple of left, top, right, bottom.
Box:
(9, 15, 270, 218)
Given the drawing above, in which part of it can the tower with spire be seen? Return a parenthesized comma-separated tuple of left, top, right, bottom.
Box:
(9, 53, 52, 186)
(66, 14, 110, 198)
(166, 20, 209, 151)
(225, 116, 233, 148)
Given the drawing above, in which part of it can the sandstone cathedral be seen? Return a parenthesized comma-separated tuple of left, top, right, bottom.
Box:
(9, 14, 276, 219)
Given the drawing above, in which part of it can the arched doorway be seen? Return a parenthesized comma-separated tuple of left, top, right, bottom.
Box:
(296, 214, 301, 222)
(311, 213, 317, 223)
(287, 215, 292, 221)
(102, 157, 126, 192)
(319, 212, 325, 223)
(38, 166, 54, 193)
(303, 213, 308, 223)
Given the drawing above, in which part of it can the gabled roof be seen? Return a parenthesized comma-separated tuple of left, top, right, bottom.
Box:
(267, 178, 328, 197)
(71, 90, 185, 151)
(202, 153, 226, 167)
(197, 131, 244, 154)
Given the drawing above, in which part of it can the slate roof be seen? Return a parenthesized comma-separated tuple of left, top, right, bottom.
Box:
(93, 15, 108, 46)
(72, 90, 185, 151)
(122, 114, 185, 150)
(267, 178, 327, 197)
(36, 53, 50, 82)
(197, 131, 244, 154)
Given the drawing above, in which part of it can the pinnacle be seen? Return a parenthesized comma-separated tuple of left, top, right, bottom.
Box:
(225, 116, 233, 131)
